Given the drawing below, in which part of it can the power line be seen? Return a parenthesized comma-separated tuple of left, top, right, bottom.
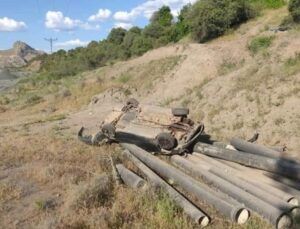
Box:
(44, 38, 57, 54)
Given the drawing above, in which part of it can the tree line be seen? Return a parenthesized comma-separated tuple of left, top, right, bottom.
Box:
(36, 0, 298, 80)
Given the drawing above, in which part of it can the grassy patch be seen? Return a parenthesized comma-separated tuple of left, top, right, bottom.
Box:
(250, 0, 286, 9)
(218, 59, 245, 76)
(65, 174, 113, 210)
(117, 74, 132, 83)
(248, 36, 274, 54)
(44, 114, 66, 122)
(284, 52, 300, 75)
(35, 199, 51, 211)
(25, 94, 43, 106)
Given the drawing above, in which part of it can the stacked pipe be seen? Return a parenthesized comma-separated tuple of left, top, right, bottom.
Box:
(122, 143, 250, 226)
(193, 142, 300, 180)
(117, 138, 300, 228)
(121, 148, 210, 227)
(193, 137, 300, 228)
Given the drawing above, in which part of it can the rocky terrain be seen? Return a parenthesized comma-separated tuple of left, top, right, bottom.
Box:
(0, 41, 43, 69)
(0, 41, 43, 91)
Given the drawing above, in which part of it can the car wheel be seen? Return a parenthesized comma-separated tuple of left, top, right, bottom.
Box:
(126, 98, 139, 108)
(102, 123, 116, 139)
(156, 132, 177, 150)
(172, 108, 189, 116)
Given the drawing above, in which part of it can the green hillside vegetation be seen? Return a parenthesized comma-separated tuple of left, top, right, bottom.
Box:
(29, 0, 297, 82)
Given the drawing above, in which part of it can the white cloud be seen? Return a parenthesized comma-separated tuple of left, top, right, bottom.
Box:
(113, 11, 137, 22)
(45, 11, 100, 31)
(55, 39, 90, 48)
(0, 17, 26, 31)
(82, 23, 100, 30)
(88, 9, 111, 22)
(114, 22, 133, 30)
(45, 11, 82, 31)
(113, 0, 197, 22)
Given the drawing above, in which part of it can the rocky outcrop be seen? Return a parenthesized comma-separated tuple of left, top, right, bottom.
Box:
(0, 41, 44, 68)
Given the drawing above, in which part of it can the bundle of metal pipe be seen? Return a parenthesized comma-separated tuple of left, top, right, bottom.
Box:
(189, 154, 299, 206)
(213, 159, 300, 205)
(193, 142, 300, 181)
(171, 155, 293, 229)
(264, 173, 300, 191)
(121, 149, 210, 227)
(116, 164, 146, 188)
(122, 143, 250, 225)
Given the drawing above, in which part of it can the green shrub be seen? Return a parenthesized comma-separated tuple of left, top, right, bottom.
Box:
(118, 74, 132, 83)
(289, 0, 300, 23)
(189, 0, 253, 43)
(150, 5, 173, 27)
(248, 36, 274, 54)
(249, 0, 285, 9)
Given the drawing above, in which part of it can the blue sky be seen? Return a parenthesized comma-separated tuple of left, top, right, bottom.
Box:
(0, 0, 196, 52)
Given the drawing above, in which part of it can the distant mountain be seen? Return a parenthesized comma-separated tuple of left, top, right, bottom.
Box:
(0, 41, 44, 68)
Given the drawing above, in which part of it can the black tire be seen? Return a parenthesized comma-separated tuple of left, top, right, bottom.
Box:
(248, 133, 259, 143)
(126, 98, 139, 108)
(172, 108, 189, 116)
(102, 123, 116, 139)
(156, 132, 177, 151)
(78, 127, 95, 145)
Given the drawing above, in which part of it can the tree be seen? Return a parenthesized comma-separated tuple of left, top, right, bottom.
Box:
(123, 27, 142, 51)
(143, 23, 166, 39)
(289, 0, 300, 23)
(107, 28, 127, 45)
(150, 6, 173, 27)
(130, 36, 153, 56)
(189, 0, 253, 43)
(171, 4, 192, 42)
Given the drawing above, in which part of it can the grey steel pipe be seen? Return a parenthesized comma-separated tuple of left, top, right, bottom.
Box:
(190, 153, 235, 173)
(230, 138, 282, 158)
(122, 143, 249, 224)
(264, 173, 300, 191)
(190, 153, 298, 205)
(188, 156, 297, 209)
(194, 142, 300, 181)
(260, 176, 300, 202)
(116, 164, 146, 188)
(171, 155, 292, 229)
(121, 149, 210, 226)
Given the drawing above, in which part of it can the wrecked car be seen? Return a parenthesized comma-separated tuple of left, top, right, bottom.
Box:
(78, 98, 204, 155)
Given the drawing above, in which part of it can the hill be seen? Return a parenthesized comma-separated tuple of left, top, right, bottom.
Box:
(0, 41, 43, 68)
(0, 6, 299, 229)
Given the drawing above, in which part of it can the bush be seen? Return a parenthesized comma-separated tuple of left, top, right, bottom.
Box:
(249, 0, 285, 9)
(289, 0, 300, 23)
(248, 36, 274, 54)
(190, 0, 253, 43)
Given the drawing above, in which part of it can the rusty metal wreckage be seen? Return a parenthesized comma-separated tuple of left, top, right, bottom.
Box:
(78, 98, 300, 229)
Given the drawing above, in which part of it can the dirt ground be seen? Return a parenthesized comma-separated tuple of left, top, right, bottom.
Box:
(0, 7, 300, 229)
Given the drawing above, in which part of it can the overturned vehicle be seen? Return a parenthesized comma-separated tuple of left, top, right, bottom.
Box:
(78, 99, 205, 155)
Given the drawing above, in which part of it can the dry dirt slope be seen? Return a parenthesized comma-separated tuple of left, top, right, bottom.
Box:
(77, 8, 300, 155)
(0, 7, 300, 229)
